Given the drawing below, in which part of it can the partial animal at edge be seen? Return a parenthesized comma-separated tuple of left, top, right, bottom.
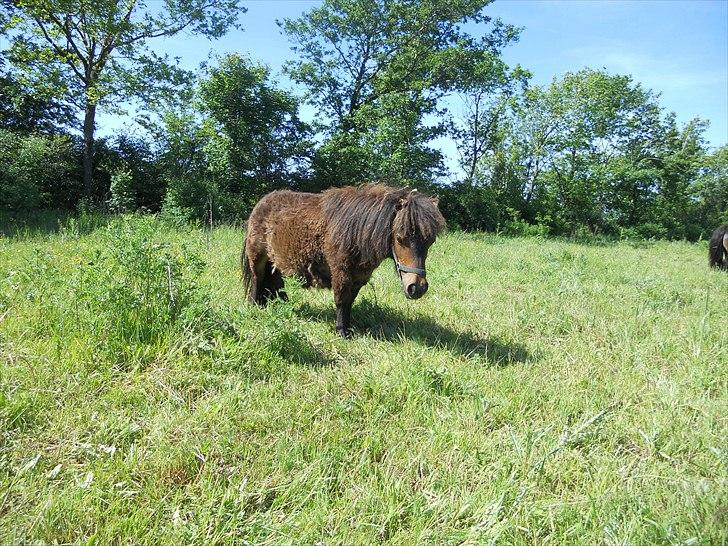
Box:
(708, 224, 728, 270)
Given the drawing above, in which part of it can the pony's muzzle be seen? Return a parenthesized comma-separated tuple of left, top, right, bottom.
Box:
(404, 277, 428, 299)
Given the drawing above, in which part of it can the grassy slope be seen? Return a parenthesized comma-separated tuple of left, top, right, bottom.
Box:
(1, 219, 726, 544)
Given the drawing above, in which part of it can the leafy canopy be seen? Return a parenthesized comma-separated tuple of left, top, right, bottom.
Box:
(2, 0, 244, 113)
(280, 0, 519, 185)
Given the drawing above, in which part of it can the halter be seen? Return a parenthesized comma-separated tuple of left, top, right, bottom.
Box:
(392, 189, 426, 277)
(392, 247, 426, 277)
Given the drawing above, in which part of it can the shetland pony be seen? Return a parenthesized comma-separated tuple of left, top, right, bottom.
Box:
(242, 185, 445, 337)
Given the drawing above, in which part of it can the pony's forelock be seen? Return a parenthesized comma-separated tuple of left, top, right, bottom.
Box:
(393, 190, 446, 245)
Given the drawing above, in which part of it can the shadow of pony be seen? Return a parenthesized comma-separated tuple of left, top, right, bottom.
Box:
(296, 298, 533, 367)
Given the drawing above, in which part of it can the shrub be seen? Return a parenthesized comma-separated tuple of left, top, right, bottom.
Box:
(437, 183, 502, 231)
(161, 177, 217, 225)
(0, 129, 77, 210)
(107, 168, 136, 213)
(619, 223, 669, 241)
(500, 208, 550, 237)
(71, 216, 206, 361)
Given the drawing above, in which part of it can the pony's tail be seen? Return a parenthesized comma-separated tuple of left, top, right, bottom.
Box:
(241, 234, 252, 297)
(708, 227, 726, 268)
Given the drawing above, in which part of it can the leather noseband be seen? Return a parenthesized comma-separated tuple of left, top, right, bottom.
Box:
(392, 248, 426, 277)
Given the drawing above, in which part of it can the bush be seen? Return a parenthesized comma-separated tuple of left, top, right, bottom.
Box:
(0, 129, 78, 210)
(4, 215, 329, 372)
(161, 177, 217, 225)
(437, 183, 503, 231)
(161, 177, 254, 226)
(71, 216, 206, 361)
(619, 223, 669, 241)
(107, 168, 136, 213)
(500, 208, 550, 237)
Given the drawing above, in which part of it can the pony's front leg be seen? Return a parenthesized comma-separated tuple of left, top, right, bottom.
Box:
(334, 290, 353, 338)
(333, 275, 366, 338)
(332, 271, 355, 338)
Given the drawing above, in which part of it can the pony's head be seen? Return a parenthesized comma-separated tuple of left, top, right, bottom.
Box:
(391, 190, 445, 299)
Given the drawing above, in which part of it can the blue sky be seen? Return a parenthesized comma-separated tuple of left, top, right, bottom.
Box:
(99, 0, 727, 161)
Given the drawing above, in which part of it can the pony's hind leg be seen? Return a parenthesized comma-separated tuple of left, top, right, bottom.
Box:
(252, 259, 288, 304)
(266, 265, 288, 302)
(246, 248, 271, 305)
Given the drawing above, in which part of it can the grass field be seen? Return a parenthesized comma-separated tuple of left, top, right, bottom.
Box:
(1, 215, 726, 544)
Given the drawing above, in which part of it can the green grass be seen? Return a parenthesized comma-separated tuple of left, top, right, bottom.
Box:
(1, 215, 726, 544)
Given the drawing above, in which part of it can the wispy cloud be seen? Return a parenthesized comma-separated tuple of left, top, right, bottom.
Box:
(565, 47, 727, 95)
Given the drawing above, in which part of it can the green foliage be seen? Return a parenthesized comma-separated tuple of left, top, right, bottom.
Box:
(652, 117, 708, 240)
(198, 54, 312, 204)
(2, 0, 244, 198)
(3, 0, 243, 113)
(104, 135, 164, 211)
(447, 68, 720, 240)
(693, 145, 728, 237)
(5, 216, 206, 365)
(74, 217, 205, 358)
(157, 54, 313, 223)
(500, 207, 550, 237)
(0, 128, 77, 210)
(0, 130, 163, 213)
(0, 5, 724, 242)
(107, 169, 135, 213)
(161, 177, 217, 226)
(618, 223, 669, 241)
(437, 182, 504, 231)
(282, 0, 519, 186)
(0, 67, 74, 133)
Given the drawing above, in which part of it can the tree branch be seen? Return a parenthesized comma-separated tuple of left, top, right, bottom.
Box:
(31, 15, 87, 83)
(46, 12, 89, 72)
(324, 33, 357, 79)
(117, 1, 219, 47)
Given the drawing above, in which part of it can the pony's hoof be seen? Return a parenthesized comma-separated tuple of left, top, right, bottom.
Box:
(336, 327, 352, 339)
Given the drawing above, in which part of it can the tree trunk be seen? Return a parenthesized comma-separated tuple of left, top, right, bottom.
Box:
(82, 101, 96, 200)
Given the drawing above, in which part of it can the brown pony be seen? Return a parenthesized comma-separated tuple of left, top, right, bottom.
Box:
(242, 185, 445, 337)
(709, 224, 728, 270)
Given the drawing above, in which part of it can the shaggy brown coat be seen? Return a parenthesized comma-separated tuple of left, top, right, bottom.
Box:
(242, 185, 445, 337)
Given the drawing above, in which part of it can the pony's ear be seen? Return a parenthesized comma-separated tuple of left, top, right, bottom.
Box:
(431, 196, 439, 206)
(395, 197, 407, 211)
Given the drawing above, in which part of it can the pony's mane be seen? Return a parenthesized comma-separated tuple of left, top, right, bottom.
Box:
(322, 184, 445, 263)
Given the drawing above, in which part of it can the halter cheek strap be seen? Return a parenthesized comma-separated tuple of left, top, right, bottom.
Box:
(392, 248, 426, 277)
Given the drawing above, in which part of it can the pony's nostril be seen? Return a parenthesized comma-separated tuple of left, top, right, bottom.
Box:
(406, 283, 417, 297)
(421, 282, 428, 294)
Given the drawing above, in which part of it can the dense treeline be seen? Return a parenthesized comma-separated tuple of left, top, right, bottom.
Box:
(1, 0, 725, 240)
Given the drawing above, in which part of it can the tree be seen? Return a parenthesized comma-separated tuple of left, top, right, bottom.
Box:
(652, 116, 707, 239)
(2, 0, 244, 200)
(198, 54, 312, 202)
(157, 54, 312, 222)
(464, 69, 669, 234)
(693, 145, 728, 238)
(0, 61, 75, 133)
(452, 62, 529, 183)
(0, 127, 77, 209)
(281, 0, 519, 186)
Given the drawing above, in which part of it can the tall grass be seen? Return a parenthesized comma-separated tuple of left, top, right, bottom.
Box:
(0, 216, 726, 544)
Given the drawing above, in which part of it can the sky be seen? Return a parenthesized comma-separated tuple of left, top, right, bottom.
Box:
(97, 0, 728, 164)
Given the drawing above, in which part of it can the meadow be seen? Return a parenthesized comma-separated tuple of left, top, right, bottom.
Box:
(1, 214, 726, 545)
